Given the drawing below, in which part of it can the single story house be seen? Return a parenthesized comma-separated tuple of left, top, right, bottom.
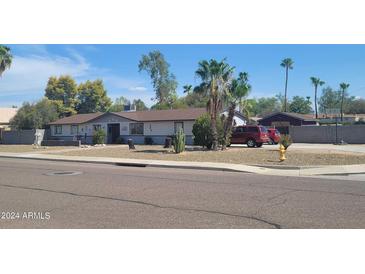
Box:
(258, 112, 318, 134)
(0, 108, 18, 141)
(48, 108, 247, 145)
(0, 107, 18, 129)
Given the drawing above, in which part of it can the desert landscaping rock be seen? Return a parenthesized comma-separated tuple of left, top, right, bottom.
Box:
(49, 145, 365, 166)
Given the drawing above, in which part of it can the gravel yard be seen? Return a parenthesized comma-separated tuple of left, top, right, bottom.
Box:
(50, 144, 365, 166)
(0, 145, 80, 153)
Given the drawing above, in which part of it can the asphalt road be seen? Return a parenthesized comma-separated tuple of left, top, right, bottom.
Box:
(0, 158, 364, 228)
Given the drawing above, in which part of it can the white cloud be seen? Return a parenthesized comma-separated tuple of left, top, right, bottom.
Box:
(102, 75, 148, 92)
(0, 53, 91, 96)
(0, 47, 152, 107)
(129, 86, 147, 92)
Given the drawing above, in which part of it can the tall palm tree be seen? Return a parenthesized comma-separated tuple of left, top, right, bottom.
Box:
(310, 77, 325, 119)
(0, 45, 13, 77)
(280, 58, 294, 112)
(195, 59, 234, 150)
(222, 72, 251, 149)
(339, 82, 350, 122)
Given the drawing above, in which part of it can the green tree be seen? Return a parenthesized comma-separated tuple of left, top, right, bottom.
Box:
(280, 58, 294, 112)
(310, 77, 325, 119)
(222, 72, 251, 149)
(194, 59, 234, 150)
(346, 98, 365, 114)
(246, 97, 281, 117)
(77, 80, 112, 113)
(192, 113, 224, 149)
(275, 92, 287, 111)
(339, 83, 350, 121)
(132, 99, 148, 111)
(10, 98, 59, 129)
(150, 94, 188, 110)
(318, 86, 341, 114)
(44, 75, 78, 117)
(288, 96, 312, 114)
(0, 45, 12, 77)
(109, 96, 131, 112)
(138, 50, 178, 107)
(182, 84, 208, 108)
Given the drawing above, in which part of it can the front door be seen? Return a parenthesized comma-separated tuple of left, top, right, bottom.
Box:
(107, 123, 120, 144)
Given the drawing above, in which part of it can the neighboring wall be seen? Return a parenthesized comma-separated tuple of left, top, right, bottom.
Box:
(289, 125, 365, 144)
(0, 129, 44, 144)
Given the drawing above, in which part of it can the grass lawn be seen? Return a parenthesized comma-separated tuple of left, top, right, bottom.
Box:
(0, 145, 80, 153)
(52, 145, 365, 166)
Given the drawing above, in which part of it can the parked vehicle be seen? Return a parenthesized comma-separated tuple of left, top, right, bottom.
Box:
(267, 128, 281, 145)
(230, 125, 270, 147)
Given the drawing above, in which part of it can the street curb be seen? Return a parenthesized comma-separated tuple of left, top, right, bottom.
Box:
(0, 154, 253, 173)
(1, 153, 365, 177)
(251, 164, 321, 170)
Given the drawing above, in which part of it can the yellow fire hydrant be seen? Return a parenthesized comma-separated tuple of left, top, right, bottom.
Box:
(279, 144, 286, 162)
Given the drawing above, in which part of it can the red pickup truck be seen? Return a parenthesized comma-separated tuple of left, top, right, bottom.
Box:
(230, 125, 270, 147)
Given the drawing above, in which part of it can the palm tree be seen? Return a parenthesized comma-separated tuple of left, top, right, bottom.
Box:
(194, 59, 234, 150)
(339, 82, 350, 122)
(0, 45, 13, 77)
(280, 58, 294, 112)
(183, 84, 193, 93)
(310, 77, 325, 119)
(222, 72, 251, 149)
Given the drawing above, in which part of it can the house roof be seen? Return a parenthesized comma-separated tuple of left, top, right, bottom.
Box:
(0, 108, 18, 124)
(48, 112, 104, 125)
(258, 112, 317, 122)
(112, 108, 207, 122)
(49, 108, 208, 125)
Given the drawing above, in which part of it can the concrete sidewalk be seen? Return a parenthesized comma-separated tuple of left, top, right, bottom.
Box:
(1, 151, 365, 178)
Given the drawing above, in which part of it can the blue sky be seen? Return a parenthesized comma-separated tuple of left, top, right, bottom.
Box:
(1, 44, 365, 107)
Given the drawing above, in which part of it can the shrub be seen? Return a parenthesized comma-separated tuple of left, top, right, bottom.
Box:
(192, 113, 224, 149)
(144, 136, 154, 145)
(116, 136, 125, 144)
(173, 128, 185, 153)
(279, 134, 293, 150)
(93, 129, 106, 144)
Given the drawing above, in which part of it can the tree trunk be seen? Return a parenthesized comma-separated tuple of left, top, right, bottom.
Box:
(222, 103, 235, 150)
(284, 67, 288, 112)
(210, 112, 218, 151)
(314, 85, 318, 119)
(340, 89, 344, 122)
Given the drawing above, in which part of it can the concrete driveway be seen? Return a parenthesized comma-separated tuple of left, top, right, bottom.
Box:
(232, 143, 365, 154)
(277, 143, 365, 154)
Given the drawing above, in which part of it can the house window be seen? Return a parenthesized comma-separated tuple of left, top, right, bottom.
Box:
(174, 122, 184, 133)
(129, 123, 144, 135)
(93, 124, 102, 131)
(54, 125, 62, 135)
(71, 125, 79, 135)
